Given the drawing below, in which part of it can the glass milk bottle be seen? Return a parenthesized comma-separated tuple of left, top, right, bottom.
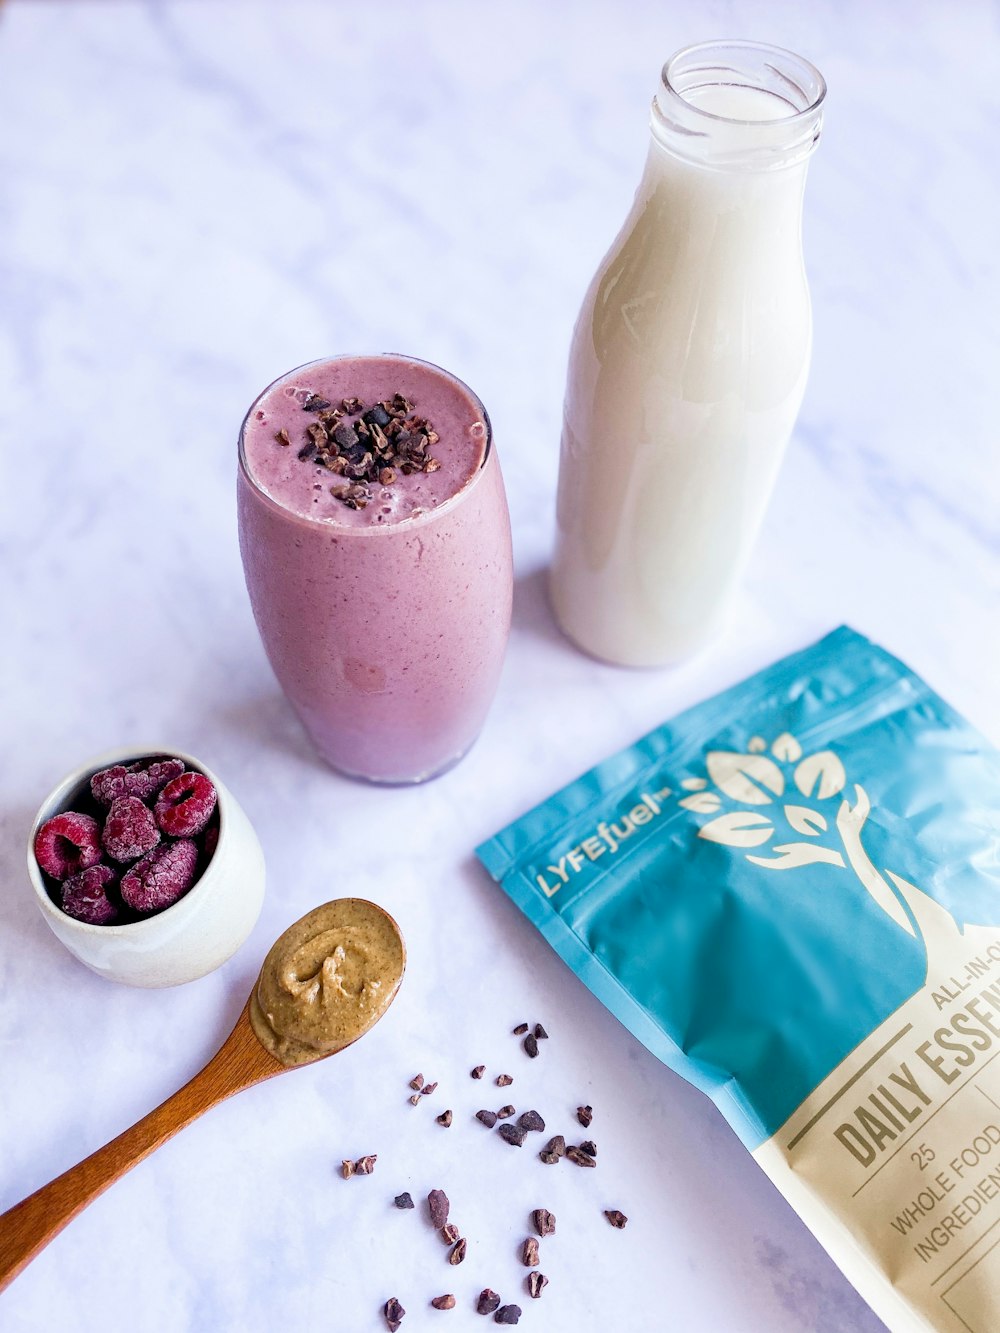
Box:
(551, 41, 826, 665)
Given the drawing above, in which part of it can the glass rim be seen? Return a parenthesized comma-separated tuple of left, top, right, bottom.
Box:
(238, 352, 494, 536)
(662, 39, 827, 126)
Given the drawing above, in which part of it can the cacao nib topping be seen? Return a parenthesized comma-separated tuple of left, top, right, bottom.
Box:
(431, 1295, 456, 1310)
(512, 1023, 529, 1035)
(521, 1237, 540, 1267)
(471, 1065, 486, 1080)
(532, 1208, 556, 1237)
(494, 1305, 521, 1325)
(440, 1223, 460, 1245)
(576, 1105, 593, 1129)
(604, 1209, 628, 1229)
(476, 1110, 498, 1129)
(498, 1123, 526, 1147)
(285, 388, 444, 508)
(394, 1192, 414, 1209)
(517, 1110, 545, 1133)
(523, 1034, 539, 1059)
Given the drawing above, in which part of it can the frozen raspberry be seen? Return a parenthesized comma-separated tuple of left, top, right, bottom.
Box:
(202, 821, 219, 861)
(154, 772, 217, 837)
(121, 840, 198, 914)
(34, 812, 103, 881)
(60, 864, 120, 925)
(90, 756, 185, 806)
(102, 796, 161, 863)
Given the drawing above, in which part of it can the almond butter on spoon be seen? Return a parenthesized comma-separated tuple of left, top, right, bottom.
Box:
(0, 897, 405, 1292)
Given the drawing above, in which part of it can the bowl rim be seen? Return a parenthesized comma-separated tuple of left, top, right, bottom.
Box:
(27, 745, 229, 937)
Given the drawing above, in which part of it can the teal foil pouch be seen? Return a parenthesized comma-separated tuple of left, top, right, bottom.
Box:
(477, 628, 1000, 1333)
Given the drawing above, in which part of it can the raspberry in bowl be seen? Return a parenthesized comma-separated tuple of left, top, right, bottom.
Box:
(27, 747, 265, 988)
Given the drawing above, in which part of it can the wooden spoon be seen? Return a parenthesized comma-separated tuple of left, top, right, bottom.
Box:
(0, 898, 404, 1294)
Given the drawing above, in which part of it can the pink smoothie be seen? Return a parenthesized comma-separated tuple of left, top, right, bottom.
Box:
(238, 354, 513, 783)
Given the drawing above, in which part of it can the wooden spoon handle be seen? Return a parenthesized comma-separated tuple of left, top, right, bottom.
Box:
(0, 999, 280, 1294)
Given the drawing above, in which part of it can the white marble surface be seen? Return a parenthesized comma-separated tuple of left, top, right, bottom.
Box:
(2, 2, 998, 1330)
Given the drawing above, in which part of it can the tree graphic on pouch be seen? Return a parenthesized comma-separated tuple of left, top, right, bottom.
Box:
(679, 731, 955, 942)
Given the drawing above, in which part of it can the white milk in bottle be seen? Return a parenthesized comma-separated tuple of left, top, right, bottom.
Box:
(551, 42, 826, 665)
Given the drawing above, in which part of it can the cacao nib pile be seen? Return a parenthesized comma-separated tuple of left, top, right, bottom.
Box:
(276, 392, 440, 511)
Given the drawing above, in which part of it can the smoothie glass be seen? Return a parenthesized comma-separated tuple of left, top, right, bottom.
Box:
(238, 354, 513, 784)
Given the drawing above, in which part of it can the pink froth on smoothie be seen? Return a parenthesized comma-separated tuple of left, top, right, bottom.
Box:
(238, 354, 512, 784)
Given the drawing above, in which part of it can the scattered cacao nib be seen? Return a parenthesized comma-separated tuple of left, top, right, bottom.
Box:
(341, 1159, 355, 1179)
(384, 1297, 405, 1331)
(307, 421, 327, 448)
(576, 1105, 593, 1129)
(436, 1110, 453, 1128)
(534, 1024, 548, 1040)
(523, 1034, 539, 1059)
(390, 393, 413, 414)
(512, 1022, 528, 1035)
(521, 1237, 539, 1267)
(532, 1208, 556, 1237)
(565, 1145, 596, 1168)
(448, 1238, 467, 1266)
(379, 467, 396, 485)
(408, 1093, 422, 1107)
(476, 1110, 498, 1129)
(544, 1135, 566, 1157)
(421, 1081, 438, 1096)
(579, 1139, 597, 1157)
(604, 1209, 628, 1229)
(424, 457, 441, 472)
(441, 1223, 460, 1245)
(497, 1105, 516, 1119)
(431, 1295, 456, 1310)
(517, 1110, 545, 1133)
(409, 1073, 424, 1091)
(494, 1306, 521, 1325)
(341, 396, 364, 413)
(477, 1290, 501, 1316)
(297, 441, 317, 462)
(355, 1155, 377, 1175)
(428, 1189, 450, 1229)
(498, 1124, 527, 1147)
(496, 1074, 513, 1087)
(471, 1065, 486, 1080)
(538, 1151, 561, 1165)
(527, 1272, 548, 1300)
(394, 1193, 414, 1209)
(274, 428, 290, 447)
(303, 393, 332, 412)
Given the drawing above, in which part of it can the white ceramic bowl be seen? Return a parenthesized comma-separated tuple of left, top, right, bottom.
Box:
(27, 746, 266, 988)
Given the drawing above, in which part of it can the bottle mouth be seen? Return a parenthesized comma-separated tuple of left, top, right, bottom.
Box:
(653, 40, 826, 171)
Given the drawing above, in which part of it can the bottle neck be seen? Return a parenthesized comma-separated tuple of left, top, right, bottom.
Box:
(651, 40, 825, 174)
